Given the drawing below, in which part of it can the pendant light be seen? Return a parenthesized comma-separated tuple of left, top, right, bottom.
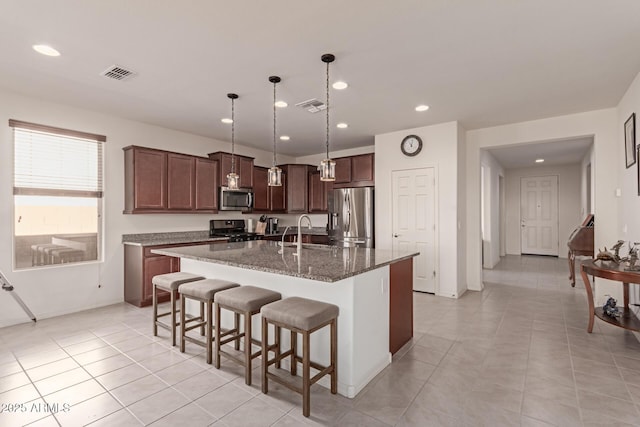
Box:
(319, 53, 336, 181)
(268, 76, 282, 186)
(226, 93, 240, 190)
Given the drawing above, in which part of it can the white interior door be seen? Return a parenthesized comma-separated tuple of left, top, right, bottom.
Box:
(520, 175, 559, 256)
(392, 168, 436, 293)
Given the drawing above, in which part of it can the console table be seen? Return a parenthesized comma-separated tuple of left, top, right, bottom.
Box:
(580, 260, 640, 333)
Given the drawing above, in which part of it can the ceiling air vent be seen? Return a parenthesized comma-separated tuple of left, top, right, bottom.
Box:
(100, 65, 137, 81)
(295, 98, 326, 113)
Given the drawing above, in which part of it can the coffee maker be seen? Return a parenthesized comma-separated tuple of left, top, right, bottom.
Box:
(266, 217, 278, 234)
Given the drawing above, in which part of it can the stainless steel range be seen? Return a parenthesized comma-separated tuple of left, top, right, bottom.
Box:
(209, 219, 263, 242)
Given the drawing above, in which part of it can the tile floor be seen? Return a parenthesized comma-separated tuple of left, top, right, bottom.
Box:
(1, 255, 639, 426)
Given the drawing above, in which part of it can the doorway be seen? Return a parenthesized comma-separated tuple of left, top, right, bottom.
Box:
(520, 175, 559, 256)
(391, 168, 437, 293)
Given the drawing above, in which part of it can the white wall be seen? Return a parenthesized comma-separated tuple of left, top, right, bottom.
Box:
(456, 123, 467, 296)
(580, 145, 595, 217)
(375, 122, 463, 298)
(504, 163, 582, 258)
(0, 88, 297, 327)
(466, 109, 620, 301)
(480, 150, 505, 268)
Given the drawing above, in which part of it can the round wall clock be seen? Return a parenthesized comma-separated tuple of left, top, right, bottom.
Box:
(401, 135, 422, 156)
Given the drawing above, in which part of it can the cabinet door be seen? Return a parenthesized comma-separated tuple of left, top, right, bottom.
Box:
(252, 166, 269, 211)
(334, 157, 351, 184)
(195, 158, 218, 211)
(219, 154, 233, 187)
(134, 149, 167, 210)
(269, 172, 286, 212)
(167, 153, 195, 210)
(308, 172, 324, 213)
(286, 165, 308, 213)
(351, 153, 375, 184)
(239, 157, 254, 188)
(143, 255, 180, 301)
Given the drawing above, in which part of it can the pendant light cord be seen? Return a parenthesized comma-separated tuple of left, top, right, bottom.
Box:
(325, 60, 330, 159)
(273, 80, 277, 167)
(231, 96, 235, 174)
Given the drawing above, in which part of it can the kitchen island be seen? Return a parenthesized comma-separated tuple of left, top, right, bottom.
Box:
(152, 240, 418, 398)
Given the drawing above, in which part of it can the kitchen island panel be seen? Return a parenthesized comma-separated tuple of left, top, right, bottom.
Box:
(180, 258, 390, 398)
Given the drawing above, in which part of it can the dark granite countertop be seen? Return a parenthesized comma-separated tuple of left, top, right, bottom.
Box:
(122, 231, 228, 246)
(151, 240, 418, 282)
(262, 226, 328, 238)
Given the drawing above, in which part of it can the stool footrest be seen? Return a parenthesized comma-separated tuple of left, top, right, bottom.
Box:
(266, 371, 303, 394)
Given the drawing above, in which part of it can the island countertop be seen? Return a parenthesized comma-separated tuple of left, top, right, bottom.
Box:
(151, 240, 418, 283)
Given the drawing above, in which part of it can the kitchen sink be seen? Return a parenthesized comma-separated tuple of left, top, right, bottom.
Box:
(278, 242, 335, 251)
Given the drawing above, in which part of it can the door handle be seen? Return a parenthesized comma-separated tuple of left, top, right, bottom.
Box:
(394, 234, 399, 238)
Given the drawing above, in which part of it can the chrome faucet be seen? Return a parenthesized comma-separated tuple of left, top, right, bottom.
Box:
(294, 214, 312, 258)
(278, 226, 291, 255)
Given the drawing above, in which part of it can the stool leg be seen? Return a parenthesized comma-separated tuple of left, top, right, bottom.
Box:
(200, 301, 205, 336)
(290, 330, 297, 376)
(214, 303, 221, 369)
(302, 330, 311, 417)
(234, 313, 241, 351)
(275, 326, 281, 369)
(331, 319, 337, 394)
(206, 299, 213, 364)
(180, 294, 186, 353)
(261, 317, 269, 394)
(244, 311, 252, 385)
(170, 290, 178, 347)
(152, 285, 158, 337)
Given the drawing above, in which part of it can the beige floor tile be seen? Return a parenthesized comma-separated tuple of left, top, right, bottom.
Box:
(194, 382, 255, 419)
(398, 398, 460, 426)
(34, 367, 92, 396)
(86, 408, 143, 426)
(110, 374, 169, 406)
(24, 415, 60, 427)
(26, 357, 80, 382)
(126, 387, 190, 425)
(577, 389, 640, 425)
(524, 373, 578, 408)
(0, 360, 23, 378)
(521, 393, 582, 427)
(63, 338, 108, 356)
(72, 345, 120, 366)
(0, 383, 40, 405)
(0, 398, 50, 426)
(95, 363, 150, 390)
(574, 369, 633, 401)
(43, 379, 105, 407)
(18, 348, 68, 370)
(462, 398, 521, 427)
(54, 393, 123, 427)
(149, 402, 215, 426)
(136, 350, 186, 372)
(172, 369, 229, 400)
(220, 397, 286, 427)
(154, 359, 204, 385)
(83, 353, 135, 377)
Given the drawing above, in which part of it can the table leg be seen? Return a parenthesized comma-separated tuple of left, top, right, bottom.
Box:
(623, 282, 629, 310)
(580, 266, 595, 333)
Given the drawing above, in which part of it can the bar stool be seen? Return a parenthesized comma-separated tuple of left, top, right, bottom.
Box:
(152, 272, 204, 346)
(214, 286, 282, 385)
(260, 297, 339, 418)
(179, 279, 239, 364)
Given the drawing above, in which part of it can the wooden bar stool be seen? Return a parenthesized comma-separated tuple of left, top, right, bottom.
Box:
(260, 297, 338, 418)
(214, 286, 281, 385)
(152, 272, 204, 346)
(179, 279, 239, 364)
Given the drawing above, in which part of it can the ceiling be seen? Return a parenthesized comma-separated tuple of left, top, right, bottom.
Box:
(1, 1, 640, 157)
(487, 137, 593, 169)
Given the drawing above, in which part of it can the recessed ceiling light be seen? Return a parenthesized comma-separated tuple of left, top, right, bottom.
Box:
(32, 44, 60, 57)
(332, 81, 348, 90)
(535, 159, 544, 163)
(415, 104, 429, 112)
(221, 118, 233, 124)
(279, 135, 290, 141)
(336, 123, 348, 129)
(275, 101, 288, 108)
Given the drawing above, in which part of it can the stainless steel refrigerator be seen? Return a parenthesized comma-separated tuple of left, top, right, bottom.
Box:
(327, 187, 374, 248)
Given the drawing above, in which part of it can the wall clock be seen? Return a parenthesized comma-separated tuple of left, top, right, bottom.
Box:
(401, 135, 422, 156)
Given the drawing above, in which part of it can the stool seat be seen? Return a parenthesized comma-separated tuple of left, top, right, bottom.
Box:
(215, 286, 281, 312)
(261, 297, 339, 331)
(180, 279, 239, 299)
(153, 272, 204, 291)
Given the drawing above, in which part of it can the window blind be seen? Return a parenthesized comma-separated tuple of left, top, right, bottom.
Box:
(10, 121, 104, 197)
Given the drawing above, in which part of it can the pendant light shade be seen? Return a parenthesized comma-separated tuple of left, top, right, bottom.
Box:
(268, 76, 282, 186)
(319, 53, 336, 181)
(226, 93, 239, 190)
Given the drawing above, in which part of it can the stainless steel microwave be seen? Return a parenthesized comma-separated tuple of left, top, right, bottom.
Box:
(219, 187, 253, 211)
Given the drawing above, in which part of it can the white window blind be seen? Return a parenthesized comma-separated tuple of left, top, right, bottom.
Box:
(10, 120, 105, 198)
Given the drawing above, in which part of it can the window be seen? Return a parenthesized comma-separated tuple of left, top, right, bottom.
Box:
(9, 120, 105, 269)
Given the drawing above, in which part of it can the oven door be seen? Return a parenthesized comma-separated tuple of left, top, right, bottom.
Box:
(219, 187, 254, 211)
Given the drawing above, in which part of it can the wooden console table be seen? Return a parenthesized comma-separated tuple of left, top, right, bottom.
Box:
(580, 260, 640, 333)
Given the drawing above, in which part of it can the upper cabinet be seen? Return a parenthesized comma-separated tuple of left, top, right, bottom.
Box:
(333, 153, 374, 188)
(280, 164, 309, 213)
(252, 166, 286, 213)
(123, 146, 218, 214)
(208, 152, 254, 188)
(308, 171, 333, 213)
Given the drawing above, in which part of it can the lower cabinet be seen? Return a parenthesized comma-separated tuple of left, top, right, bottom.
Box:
(124, 242, 219, 307)
(389, 257, 414, 354)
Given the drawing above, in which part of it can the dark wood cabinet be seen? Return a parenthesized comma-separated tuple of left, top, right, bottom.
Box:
(195, 158, 218, 211)
(167, 153, 195, 210)
(389, 258, 413, 354)
(124, 147, 167, 212)
(251, 166, 286, 213)
(208, 152, 254, 188)
(280, 164, 308, 213)
(333, 153, 375, 188)
(308, 171, 333, 213)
